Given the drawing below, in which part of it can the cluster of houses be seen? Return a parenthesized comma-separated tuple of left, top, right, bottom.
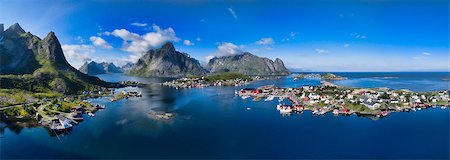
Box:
(109, 90, 142, 102)
(238, 84, 450, 118)
(32, 97, 104, 133)
(163, 77, 252, 89)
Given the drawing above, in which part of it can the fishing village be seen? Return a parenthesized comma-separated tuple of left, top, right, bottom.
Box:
(163, 72, 282, 89)
(0, 81, 143, 134)
(237, 81, 450, 119)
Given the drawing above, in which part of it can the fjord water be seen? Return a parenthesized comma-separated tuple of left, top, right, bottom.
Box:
(1, 72, 449, 159)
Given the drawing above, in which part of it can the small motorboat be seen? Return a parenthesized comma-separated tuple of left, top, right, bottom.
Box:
(88, 112, 95, 117)
(279, 107, 292, 114)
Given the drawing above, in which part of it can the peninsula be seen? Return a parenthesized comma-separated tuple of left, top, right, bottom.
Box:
(0, 23, 139, 132)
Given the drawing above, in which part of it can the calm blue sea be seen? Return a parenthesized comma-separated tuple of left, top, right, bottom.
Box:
(300, 72, 450, 92)
(1, 72, 449, 159)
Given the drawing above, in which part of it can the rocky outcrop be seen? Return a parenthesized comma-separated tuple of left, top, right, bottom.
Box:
(126, 42, 207, 77)
(0, 23, 112, 94)
(206, 52, 290, 76)
(79, 61, 123, 75)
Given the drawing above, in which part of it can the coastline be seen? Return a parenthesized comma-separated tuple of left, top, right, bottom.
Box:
(0, 82, 143, 133)
(237, 79, 450, 120)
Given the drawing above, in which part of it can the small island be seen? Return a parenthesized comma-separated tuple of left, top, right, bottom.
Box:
(237, 81, 449, 120)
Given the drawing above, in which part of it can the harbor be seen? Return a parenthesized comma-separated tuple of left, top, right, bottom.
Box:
(163, 72, 282, 89)
(237, 81, 450, 119)
(0, 87, 143, 134)
(2, 73, 449, 159)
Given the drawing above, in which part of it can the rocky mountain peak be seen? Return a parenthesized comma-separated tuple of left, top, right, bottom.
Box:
(42, 31, 70, 68)
(4, 23, 25, 36)
(79, 61, 123, 75)
(206, 52, 290, 76)
(126, 42, 207, 77)
(160, 42, 176, 53)
(0, 23, 112, 94)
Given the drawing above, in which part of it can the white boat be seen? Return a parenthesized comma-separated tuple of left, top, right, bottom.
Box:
(246, 107, 251, 110)
(332, 109, 339, 115)
(312, 109, 319, 115)
(88, 112, 95, 117)
(265, 96, 275, 101)
(417, 108, 422, 111)
(241, 96, 250, 99)
(441, 106, 446, 109)
(276, 104, 283, 110)
(278, 96, 285, 102)
(279, 106, 292, 114)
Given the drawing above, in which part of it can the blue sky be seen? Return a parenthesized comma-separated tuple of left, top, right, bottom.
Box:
(1, 0, 448, 71)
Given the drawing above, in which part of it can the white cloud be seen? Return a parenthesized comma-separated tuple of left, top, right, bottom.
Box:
(412, 52, 432, 60)
(75, 36, 85, 43)
(110, 24, 180, 62)
(205, 42, 242, 62)
(290, 32, 298, 37)
(111, 29, 140, 41)
(412, 56, 422, 60)
(344, 43, 350, 47)
(228, 8, 238, 19)
(62, 44, 95, 68)
(89, 36, 112, 49)
(98, 31, 111, 36)
(256, 37, 275, 45)
(130, 22, 148, 27)
(315, 49, 329, 54)
(282, 32, 298, 42)
(351, 33, 367, 39)
(183, 40, 194, 46)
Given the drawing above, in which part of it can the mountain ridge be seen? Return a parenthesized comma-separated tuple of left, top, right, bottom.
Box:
(79, 61, 123, 75)
(0, 23, 114, 94)
(205, 52, 290, 76)
(126, 42, 207, 78)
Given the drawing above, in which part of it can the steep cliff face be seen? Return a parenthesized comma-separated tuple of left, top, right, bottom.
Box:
(0, 23, 41, 74)
(127, 42, 207, 77)
(0, 23, 112, 94)
(206, 52, 290, 76)
(79, 61, 123, 75)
